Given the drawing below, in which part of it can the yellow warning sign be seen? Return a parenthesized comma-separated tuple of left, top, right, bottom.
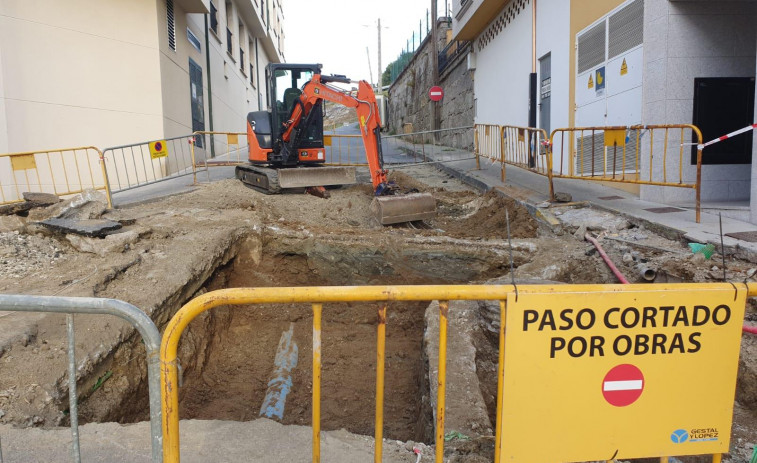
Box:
(588, 74, 594, 89)
(621, 58, 628, 76)
(149, 140, 169, 159)
(498, 284, 746, 462)
(226, 134, 239, 145)
(604, 129, 626, 147)
(10, 154, 36, 171)
(323, 135, 332, 147)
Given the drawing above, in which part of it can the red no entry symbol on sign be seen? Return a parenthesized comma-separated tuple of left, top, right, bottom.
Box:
(602, 364, 644, 407)
(429, 86, 444, 102)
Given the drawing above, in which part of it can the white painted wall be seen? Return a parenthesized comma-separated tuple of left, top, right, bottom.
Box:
(536, 0, 571, 174)
(472, 0, 571, 172)
(0, 0, 164, 152)
(0, 36, 8, 154)
(641, 0, 756, 205)
(473, 3, 532, 126)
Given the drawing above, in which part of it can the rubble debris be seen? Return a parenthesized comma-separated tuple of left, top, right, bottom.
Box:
(553, 191, 572, 203)
(0, 201, 34, 216)
(66, 230, 140, 257)
(22, 192, 60, 206)
(0, 215, 26, 233)
(38, 218, 122, 238)
(28, 189, 108, 222)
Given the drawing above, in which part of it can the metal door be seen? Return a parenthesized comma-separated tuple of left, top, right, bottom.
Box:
(189, 58, 205, 147)
(539, 53, 551, 135)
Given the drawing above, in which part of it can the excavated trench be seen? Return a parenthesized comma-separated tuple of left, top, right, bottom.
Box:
(90, 226, 535, 442)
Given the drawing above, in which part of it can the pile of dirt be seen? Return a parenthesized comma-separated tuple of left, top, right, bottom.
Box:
(434, 190, 538, 239)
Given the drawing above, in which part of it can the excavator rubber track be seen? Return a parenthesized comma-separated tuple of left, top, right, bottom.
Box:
(235, 164, 357, 194)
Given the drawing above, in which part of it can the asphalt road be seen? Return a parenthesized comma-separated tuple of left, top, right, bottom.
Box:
(326, 123, 423, 166)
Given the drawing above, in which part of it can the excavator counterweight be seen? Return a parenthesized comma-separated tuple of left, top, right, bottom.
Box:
(238, 63, 436, 225)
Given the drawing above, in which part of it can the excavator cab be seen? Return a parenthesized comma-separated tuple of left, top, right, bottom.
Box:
(269, 64, 324, 153)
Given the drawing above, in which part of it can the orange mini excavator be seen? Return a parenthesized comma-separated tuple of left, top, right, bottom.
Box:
(235, 63, 436, 225)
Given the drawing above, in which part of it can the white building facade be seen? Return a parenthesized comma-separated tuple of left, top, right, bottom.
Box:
(453, 0, 757, 222)
(0, 0, 284, 153)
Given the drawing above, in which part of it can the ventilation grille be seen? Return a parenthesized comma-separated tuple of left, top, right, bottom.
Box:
(577, 131, 639, 176)
(609, 0, 643, 59)
(577, 22, 605, 75)
(167, 0, 176, 51)
(476, 0, 529, 52)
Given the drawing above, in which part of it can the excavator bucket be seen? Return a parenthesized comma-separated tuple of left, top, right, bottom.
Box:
(278, 166, 357, 188)
(370, 193, 437, 225)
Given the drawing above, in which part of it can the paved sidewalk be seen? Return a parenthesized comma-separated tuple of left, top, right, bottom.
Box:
(394, 143, 757, 262)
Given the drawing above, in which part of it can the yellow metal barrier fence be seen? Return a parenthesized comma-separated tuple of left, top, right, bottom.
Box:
(474, 124, 554, 200)
(159, 283, 749, 462)
(0, 146, 111, 208)
(549, 124, 703, 222)
(190, 131, 248, 183)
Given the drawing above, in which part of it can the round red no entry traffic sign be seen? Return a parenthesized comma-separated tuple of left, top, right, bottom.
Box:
(602, 364, 644, 407)
(429, 86, 444, 102)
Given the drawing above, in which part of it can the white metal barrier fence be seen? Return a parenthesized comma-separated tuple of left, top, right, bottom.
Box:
(0, 295, 163, 463)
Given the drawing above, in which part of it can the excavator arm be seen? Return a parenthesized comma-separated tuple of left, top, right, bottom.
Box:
(281, 75, 391, 194)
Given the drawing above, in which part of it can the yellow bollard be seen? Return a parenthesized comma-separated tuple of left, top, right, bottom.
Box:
(312, 303, 322, 463)
(375, 304, 387, 463)
(494, 300, 506, 463)
(436, 300, 449, 463)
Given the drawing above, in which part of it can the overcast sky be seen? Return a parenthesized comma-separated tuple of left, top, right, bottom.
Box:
(283, 0, 443, 86)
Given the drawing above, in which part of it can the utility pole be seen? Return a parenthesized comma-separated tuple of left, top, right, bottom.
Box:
(431, 0, 440, 134)
(366, 46, 374, 87)
(377, 18, 382, 91)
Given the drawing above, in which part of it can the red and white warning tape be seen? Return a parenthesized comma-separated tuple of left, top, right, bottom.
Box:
(683, 122, 757, 150)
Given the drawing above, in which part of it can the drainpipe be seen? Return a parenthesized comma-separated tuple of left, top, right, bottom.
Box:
(255, 38, 262, 109)
(528, 0, 537, 167)
(204, 14, 216, 158)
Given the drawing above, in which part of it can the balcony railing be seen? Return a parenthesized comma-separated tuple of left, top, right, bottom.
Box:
(438, 40, 470, 75)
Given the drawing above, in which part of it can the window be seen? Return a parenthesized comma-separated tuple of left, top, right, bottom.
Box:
(167, 0, 176, 51)
(249, 38, 256, 87)
(187, 28, 202, 52)
(239, 24, 245, 72)
(209, 1, 218, 34)
(225, 0, 234, 57)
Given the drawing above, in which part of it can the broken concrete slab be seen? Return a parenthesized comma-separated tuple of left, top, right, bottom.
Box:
(27, 189, 108, 221)
(38, 217, 122, 237)
(66, 230, 140, 257)
(0, 215, 26, 233)
(0, 201, 33, 216)
(22, 192, 60, 206)
(425, 300, 493, 439)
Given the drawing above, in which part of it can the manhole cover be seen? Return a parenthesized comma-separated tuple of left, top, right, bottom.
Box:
(725, 231, 757, 243)
(644, 207, 686, 214)
(598, 196, 624, 200)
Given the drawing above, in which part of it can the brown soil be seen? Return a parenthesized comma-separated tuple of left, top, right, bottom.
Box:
(2, 165, 757, 461)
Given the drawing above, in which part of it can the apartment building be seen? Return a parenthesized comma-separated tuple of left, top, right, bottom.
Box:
(453, 0, 757, 222)
(0, 0, 284, 153)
